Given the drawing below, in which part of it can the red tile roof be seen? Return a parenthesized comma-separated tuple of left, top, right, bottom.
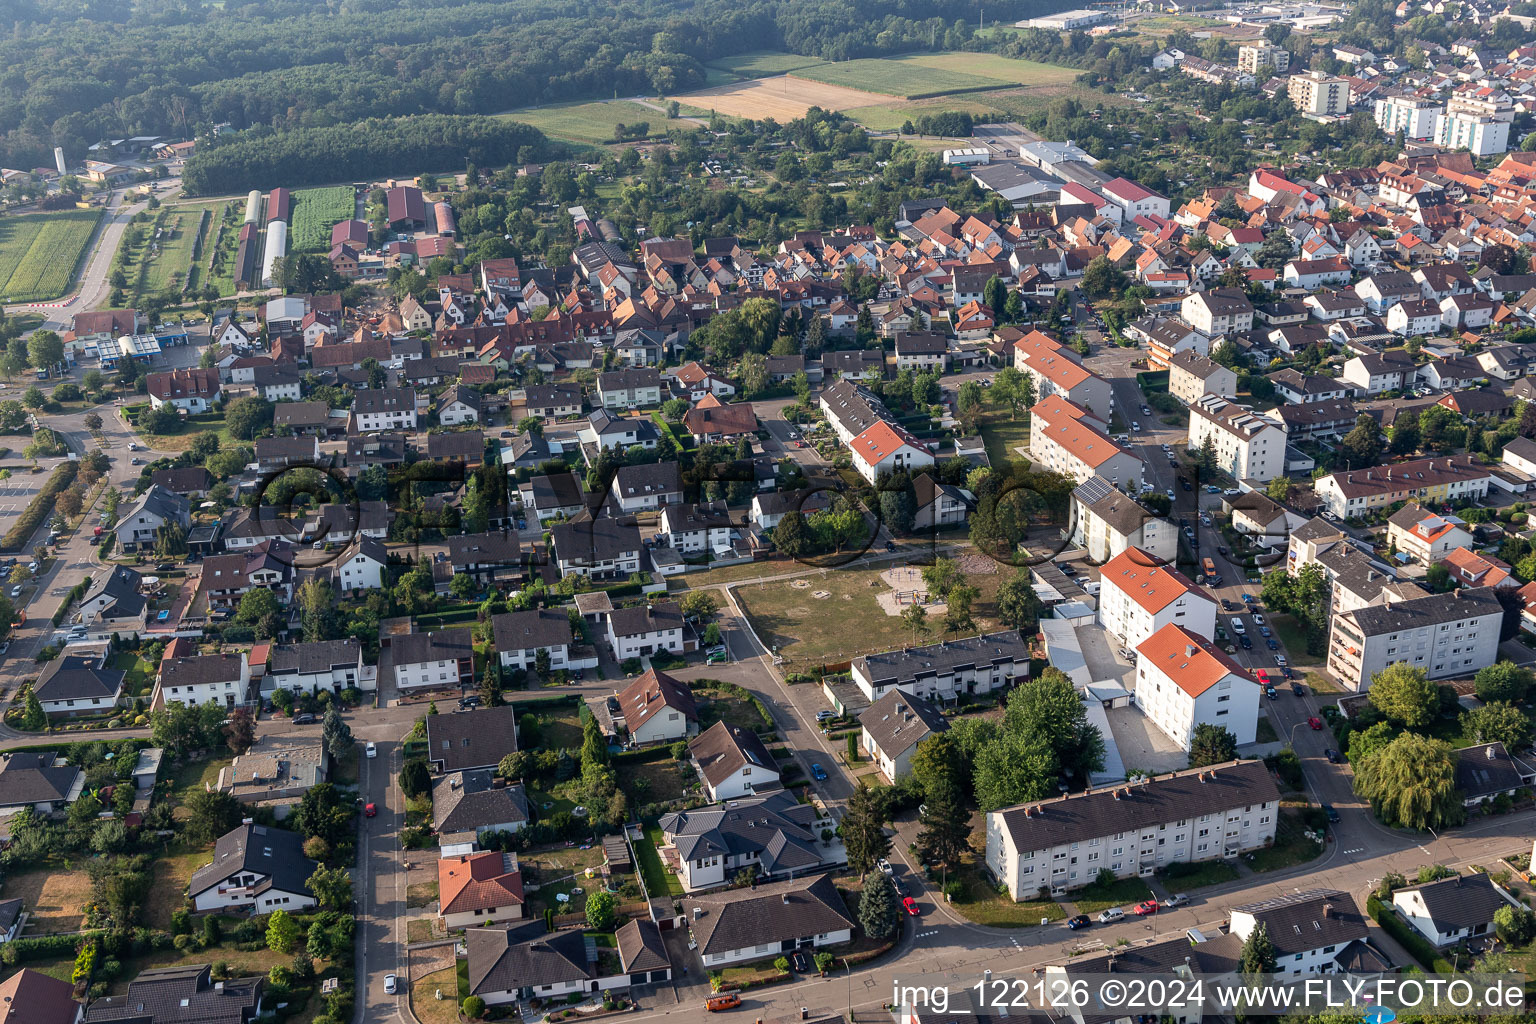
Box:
(1101, 546, 1207, 615)
(1137, 623, 1254, 697)
(439, 851, 525, 916)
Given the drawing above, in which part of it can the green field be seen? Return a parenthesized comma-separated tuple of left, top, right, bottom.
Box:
(142, 205, 216, 296)
(501, 99, 672, 144)
(706, 50, 829, 77)
(793, 56, 1016, 99)
(0, 210, 101, 303)
(291, 186, 356, 252)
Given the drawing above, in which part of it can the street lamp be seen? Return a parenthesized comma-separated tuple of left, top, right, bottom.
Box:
(842, 957, 851, 1020)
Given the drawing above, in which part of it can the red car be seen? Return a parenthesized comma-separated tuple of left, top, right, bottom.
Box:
(1254, 669, 1270, 685)
(902, 896, 921, 916)
(1308, 716, 1323, 730)
(364, 802, 377, 818)
(1133, 900, 1159, 916)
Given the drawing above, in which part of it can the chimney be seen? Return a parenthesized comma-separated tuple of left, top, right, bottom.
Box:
(1487, 744, 1496, 759)
(1112, 789, 1121, 801)
(782, 894, 791, 905)
(1199, 772, 1207, 783)
(1185, 644, 1196, 657)
(693, 907, 704, 920)
(1323, 903, 1334, 919)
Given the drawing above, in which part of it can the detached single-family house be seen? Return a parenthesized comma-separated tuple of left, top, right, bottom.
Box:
(609, 668, 698, 746)
(1392, 873, 1521, 947)
(33, 652, 124, 719)
(427, 705, 523, 774)
(859, 690, 948, 783)
(0, 751, 85, 816)
(188, 822, 318, 913)
(116, 485, 191, 552)
(490, 609, 574, 674)
(439, 850, 525, 930)
(432, 770, 530, 853)
(689, 721, 779, 801)
(606, 600, 685, 660)
(682, 874, 854, 967)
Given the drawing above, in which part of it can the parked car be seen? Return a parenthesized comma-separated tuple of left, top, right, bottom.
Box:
(810, 763, 828, 781)
(877, 859, 894, 876)
(364, 802, 377, 817)
(1230, 617, 1246, 634)
(902, 896, 921, 916)
(1308, 716, 1323, 730)
(1266, 638, 1279, 650)
(1133, 900, 1160, 916)
(458, 695, 482, 709)
(815, 710, 836, 722)
(383, 975, 397, 995)
(706, 649, 729, 664)
(1277, 655, 1289, 668)
(1067, 914, 1091, 929)
(790, 950, 811, 973)
(706, 994, 743, 1012)
(7, 587, 20, 599)
(293, 713, 316, 725)
(1240, 636, 1252, 650)
(1252, 613, 1266, 626)
(365, 742, 377, 759)
(1325, 749, 1342, 764)
(1164, 894, 1186, 907)
(1097, 907, 1126, 923)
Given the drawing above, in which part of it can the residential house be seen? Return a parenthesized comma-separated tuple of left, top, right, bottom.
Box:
(146, 367, 221, 412)
(751, 488, 832, 531)
(446, 532, 523, 584)
(264, 640, 365, 697)
(682, 874, 853, 967)
(893, 331, 949, 371)
(115, 485, 191, 552)
(254, 435, 320, 473)
(436, 385, 481, 426)
(659, 790, 839, 892)
(522, 383, 584, 419)
(657, 502, 734, 555)
(1134, 624, 1260, 751)
(608, 668, 698, 746)
(81, 965, 262, 1024)
(350, 388, 418, 432)
(689, 721, 779, 801)
(1392, 873, 1520, 947)
(1182, 288, 1254, 336)
(859, 690, 948, 783)
(388, 628, 476, 691)
(1314, 454, 1492, 519)
(682, 396, 757, 445)
(580, 409, 659, 452)
(1229, 890, 1371, 976)
(912, 472, 974, 530)
(0, 751, 84, 816)
(606, 600, 686, 660)
(1328, 587, 1503, 690)
(188, 822, 318, 913)
(1187, 395, 1288, 483)
(432, 770, 530, 852)
(157, 652, 250, 709)
(464, 923, 594, 1005)
(525, 472, 587, 523)
(849, 420, 935, 485)
(597, 368, 663, 408)
(490, 609, 574, 674)
(1386, 504, 1473, 563)
(1168, 350, 1237, 405)
(1071, 476, 1176, 563)
(335, 535, 388, 591)
(611, 462, 683, 512)
(215, 734, 327, 808)
(0, 969, 80, 1024)
(851, 630, 1030, 704)
(1029, 395, 1142, 489)
(427, 705, 522, 773)
(76, 565, 149, 637)
(1226, 490, 1289, 546)
(439, 851, 525, 930)
(1098, 546, 1217, 649)
(550, 516, 642, 578)
(33, 652, 124, 719)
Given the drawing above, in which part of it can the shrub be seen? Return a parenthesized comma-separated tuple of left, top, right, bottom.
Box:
(462, 995, 486, 1020)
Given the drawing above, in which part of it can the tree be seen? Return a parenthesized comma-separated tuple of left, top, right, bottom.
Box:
(839, 782, 890, 877)
(990, 367, 1029, 419)
(1474, 661, 1532, 704)
(21, 386, 43, 409)
(983, 275, 1009, 317)
(1353, 732, 1463, 830)
(1239, 922, 1277, 975)
(183, 789, 243, 846)
(1004, 668, 1105, 783)
(1338, 414, 1382, 470)
(679, 590, 718, 621)
(462, 996, 487, 1021)
(1188, 723, 1238, 768)
(1495, 904, 1536, 945)
(1461, 702, 1532, 750)
(957, 381, 984, 416)
(27, 330, 64, 371)
(921, 557, 962, 600)
(399, 759, 430, 799)
(943, 584, 978, 634)
(17, 686, 45, 731)
(995, 569, 1042, 632)
(236, 587, 280, 625)
(480, 659, 503, 707)
(974, 731, 1057, 811)
(585, 889, 617, 930)
(223, 707, 256, 754)
(740, 352, 769, 397)
(225, 396, 274, 440)
(899, 602, 929, 644)
(772, 509, 809, 557)
(322, 704, 353, 759)
(857, 870, 899, 941)
(266, 909, 302, 954)
(294, 783, 353, 848)
(306, 863, 353, 910)
(1367, 663, 1438, 729)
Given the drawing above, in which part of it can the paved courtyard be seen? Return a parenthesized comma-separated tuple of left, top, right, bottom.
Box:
(1105, 704, 1188, 776)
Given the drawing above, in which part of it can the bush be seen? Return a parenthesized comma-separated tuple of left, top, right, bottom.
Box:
(462, 995, 486, 1020)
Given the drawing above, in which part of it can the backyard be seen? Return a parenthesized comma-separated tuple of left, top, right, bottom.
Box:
(412, 968, 461, 1024)
(1248, 807, 1325, 872)
(111, 649, 157, 698)
(2, 865, 92, 933)
(142, 844, 212, 929)
(165, 752, 233, 818)
(637, 826, 684, 899)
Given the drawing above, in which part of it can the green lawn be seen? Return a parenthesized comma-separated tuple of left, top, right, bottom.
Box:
(111, 650, 156, 698)
(500, 100, 669, 144)
(978, 411, 1030, 468)
(0, 209, 101, 303)
(1158, 860, 1240, 891)
(290, 186, 356, 252)
(139, 205, 217, 296)
(637, 826, 684, 898)
(1069, 876, 1152, 916)
(1269, 613, 1322, 667)
(1249, 809, 1324, 872)
(949, 857, 1065, 927)
(793, 57, 1013, 99)
(705, 51, 829, 77)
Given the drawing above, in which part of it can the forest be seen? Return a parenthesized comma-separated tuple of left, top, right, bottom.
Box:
(180, 115, 552, 195)
(0, 0, 1047, 172)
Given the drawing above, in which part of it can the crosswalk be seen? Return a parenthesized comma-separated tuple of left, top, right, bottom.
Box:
(1343, 847, 1365, 855)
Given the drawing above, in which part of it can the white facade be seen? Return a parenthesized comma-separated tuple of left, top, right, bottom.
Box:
(337, 549, 386, 590)
(1374, 95, 1439, 140)
(1432, 111, 1510, 156)
(1187, 396, 1287, 483)
(608, 622, 684, 661)
(1097, 547, 1217, 649)
(1134, 627, 1260, 751)
(439, 400, 480, 426)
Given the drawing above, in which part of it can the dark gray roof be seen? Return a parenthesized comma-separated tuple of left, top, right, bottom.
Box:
(1455, 742, 1528, 800)
(597, 368, 661, 391)
(658, 791, 819, 869)
(188, 823, 318, 901)
(612, 462, 681, 500)
(437, 384, 482, 412)
(426, 705, 522, 773)
(854, 630, 1029, 691)
(616, 918, 669, 974)
(160, 653, 245, 688)
(993, 760, 1279, 853)
(660, 501, 732, 536)
(1232, 889, 1368, 955)
(754, 488, 831, 518)
(0, 751, 82, 807)
(254, 436, 317, 462)
(426, 429, 484, 460)
(390, 628, 474, 668)
(352, 387, 416, 415)
(1291, 516, 1343, 543)
(432, 771, 530, 834)
(119, 485, 190, 531)
(449, 530, 521, 568)
(1345, 586, 1502, 638)
(83, 964, 263, 1024)
(551, 515, 641, 565)
(491, 608, 573, 653)
(859, 689, 947, 756)
(607, 599, 682, 639)
(149, 466, 214, 493)
(273, 401, 331, 428)
(820, 379, 891, 436)
(1075, 476, 1156, 537)
(267, 639, 362, 676)
(81, 570, 148, 616)
(34, 653, 125, 703)
(683, 874, 852, 956)
(0, 898, 22, 935)
(467, 922, 589, 995)
(528, 471, 585, 511)
(894, 331, 949, 355)
(1395, 872, 1514, 930)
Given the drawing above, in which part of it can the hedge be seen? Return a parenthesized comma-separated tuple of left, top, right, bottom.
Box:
(611, 746, 674, 767)
(2, 931, 101, 964)
(2, 462, 77, 552)
(1366, 894, 1454, 971)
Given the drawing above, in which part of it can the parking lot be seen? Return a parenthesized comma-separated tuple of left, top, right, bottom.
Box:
(0, 463, 50, 534)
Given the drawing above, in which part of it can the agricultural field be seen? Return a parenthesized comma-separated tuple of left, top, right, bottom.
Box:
(677, 76, 887, 122)
(0, 209, 100, 303)
(141, 204, 216, 296)
(705, 50, 829, 77)
(290, 186, 356, 252)
(501, 99, 677, 145)
(793, 56, 1017, 98)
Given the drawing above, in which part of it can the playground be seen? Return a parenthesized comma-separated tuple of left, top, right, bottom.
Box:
(874, 565, 949, 618)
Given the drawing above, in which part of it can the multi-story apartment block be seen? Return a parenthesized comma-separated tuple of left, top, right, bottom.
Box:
(1181, 288, 1254, 337)
(1313, 454, 1492, 519)
(1168, 350, 1237, 406)
(1071, 476, 1175, 563)
(985, 760, 1279, 899)
(1097, 546, 1217, 649)
(1328, 587, 1502, 691)
(1374, 94, 1439, 140)
(1237, 42, 1290, 75)
(1432, 111, 1510, 157)
(1029, 395, 1143, 489)
(1134, 624, 1260, 751)
(1288, 71, 1349, 117)
(850, 631, 1030, 704)
(1187, 395, 1287, 483)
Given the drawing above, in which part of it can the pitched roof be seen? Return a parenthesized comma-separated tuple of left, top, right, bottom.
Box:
(1454, 742, 1528, 800)
(432, 771, 530, 835)
(0, 968, 78, 1024)
(607, 599, 684, 639)
(34, 652, 125, 703)
(682, 873, 852, 955)
(82, 964, 262, 1024)
(1395, 872, 1514, 930)
(689, 721, 778, 789)
(1100, 546, 1210, 615)
(467, 922, 588, 995)
(616, 668, 697, 727)
(859, 689, 948, 756)
(616, 918, 669, 973)
(426, 705, 523, 773)
(1345, 586, 1502, 638)
(1233, 889, 1368, 955)
(1031, 395, 1127, 468)
(439, 851, 525, 916)
(1136, 623, 1255, 697)
(993, 760, 1278, 853)
(850, 420, 928, 467)
(188, 823, 318, 901)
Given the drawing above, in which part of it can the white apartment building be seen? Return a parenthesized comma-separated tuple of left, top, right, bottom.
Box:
(1015, 344, 1115, 423)
(1030, 395, 1143, 489)
(158, 652, 251, 709)
(1181, 288, 1254, 337)
(1432, 110, 1510, 157)
(1327, 587, 1503, 691)
(851, 631, 1030, 704)
(1168, 350, 1237, 406)
(1288, 71, 1349, 117)
(1097, 546, 1217, 649)
(351, 388, 418, 431)
(1187, 394, 1288, 483)
(1313, 454, 1492, 519)
(985, 760, 1280, 899)
(1237, 43, 1289, 74)
(1071, 476, 1176, 563)
(1374, 95, 1439, 140)
(1134, 623, 1260, 751)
